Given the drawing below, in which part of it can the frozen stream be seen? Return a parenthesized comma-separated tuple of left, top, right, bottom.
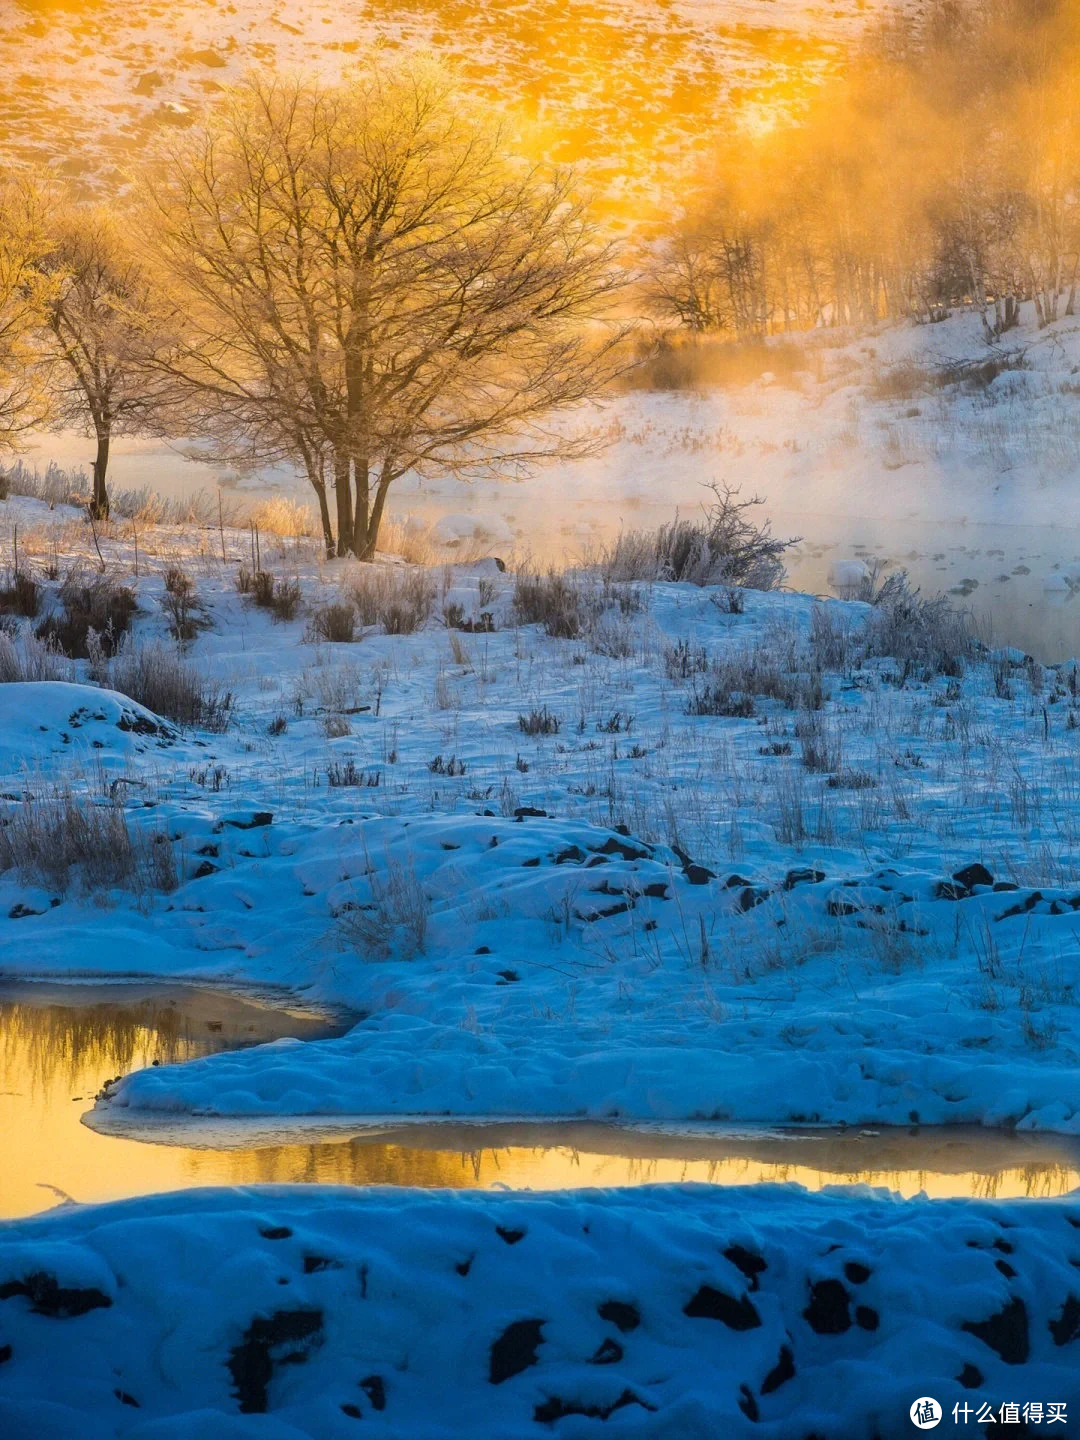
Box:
(2, 982, 1078, 1218)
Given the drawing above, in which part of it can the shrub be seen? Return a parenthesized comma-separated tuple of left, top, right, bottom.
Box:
(0, 572, 41, 618)
(268, 714, 288, 735)
(160, 566, 204, 643)
(0, 632, 71, 683)
(0, 789, 177, 894)
(347, 568, 436, 634)
(101, 639, 234, 731)
(327, 760, 381, 787)
(308, 602, 356, 644)
(37, 573, 136, 659)
(602, 484, 797, 590)
(248, 571, 303, 622)
(863, 572, 973, 678)
(687, 683, 755, 718)
(519, 705, 560, 735)
(513, 571, 591, 638)
(340, 854, 429, 960)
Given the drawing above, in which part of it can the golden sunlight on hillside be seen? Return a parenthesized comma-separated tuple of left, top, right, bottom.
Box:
(1, 0, 896, 220)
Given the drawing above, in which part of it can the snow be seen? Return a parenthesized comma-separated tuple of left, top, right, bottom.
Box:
(0, 1183, 1077, 1437)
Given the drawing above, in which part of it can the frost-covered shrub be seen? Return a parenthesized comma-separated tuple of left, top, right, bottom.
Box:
(602, 485, 796, 590)
(863, 572, 973, 678)
(0, 631, 71, 683)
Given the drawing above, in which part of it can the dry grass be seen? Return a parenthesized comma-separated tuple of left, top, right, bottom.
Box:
(346, 568, 436, 634)
(0, 789, 177, 894)
(94, 638, 233, 731)
(340, 853, 430, 960)
(0, 631, 72, 683)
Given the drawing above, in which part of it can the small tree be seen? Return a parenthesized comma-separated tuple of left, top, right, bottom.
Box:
(38, 207, 173, 518)
(146, 64, 626, 559)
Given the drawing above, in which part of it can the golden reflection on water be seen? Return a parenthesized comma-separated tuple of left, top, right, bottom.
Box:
(2, 986, 1080, 1218)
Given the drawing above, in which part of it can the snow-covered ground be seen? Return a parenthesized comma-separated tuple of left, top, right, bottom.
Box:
(20, 305, 1080, 657)
(0, 510, 1079, 1136)
(1, 1183, 1077, 1438)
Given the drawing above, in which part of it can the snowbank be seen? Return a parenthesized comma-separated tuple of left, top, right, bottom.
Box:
(0, 1184, 1077, 1438)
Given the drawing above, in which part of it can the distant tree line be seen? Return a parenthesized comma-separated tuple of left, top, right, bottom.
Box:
(0, 61, 622, 551)
(646, 0, 1080, 341)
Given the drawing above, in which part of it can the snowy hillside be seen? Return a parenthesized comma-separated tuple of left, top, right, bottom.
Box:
(3, 0, 906, 209)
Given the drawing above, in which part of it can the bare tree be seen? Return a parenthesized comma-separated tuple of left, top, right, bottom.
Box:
(0, 177, 51, 451)
(144, 65, 626, 559)
(38, 207, 173, 518)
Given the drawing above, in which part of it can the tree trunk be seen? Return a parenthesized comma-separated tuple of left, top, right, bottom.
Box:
(90, 428, 110, 520)
(311, 477, 334, 558)
(350, 452, 371, 561)
(357, 468, 393, 562)
(333, 448, 353, 557)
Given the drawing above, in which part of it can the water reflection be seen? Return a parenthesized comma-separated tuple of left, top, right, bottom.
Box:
(3, 985, 1079, 1217)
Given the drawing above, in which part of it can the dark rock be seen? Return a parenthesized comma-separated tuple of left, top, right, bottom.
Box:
(597, 1300, 640, 1333)
(724, 874, 754, 889)
(589, 1337, 623, 1364)
(360, 1375, 386, 1411)
(935, 881, 970, 901)
(224, 812, 273, 830)
(0, 1344, 11, 1364)
(826, 898, 861, 917)
(855, 1306, 879, 1331)
(8, 904, 42, 920)
(554, 846, 586, 865)
(738, 886, 770, 912)
(489, 1319, 544, 1384)
(844, 1262, 871, 1285)
(595, 835, 651, 862)
(192, 861, 219, 880)
(803, 1280, 851, 1335)
(643, 882, 669, 899)
(784, 868, 826, 890)
(302, 1255, 342, 1274)
(954, 863, 993, 890)
(0, 1273, 112, 1318)
(957, 1363, 983, 1389)
(259, 1226, 292, 1241)
(496, 1226, 525, 1245)
(513, 806, 548, 820)
(341, 1403, 362, 1419)
(455, 1257, 472, 1277)
(685, 864, 714, 886)
(196, 843, 220, 857)
(496, 970, 519, 984)
(724, 1245, 767, 1291)
(738, 1384, 759, 1421)
(760, 1344, 795, 1395)
(114, 1390, 139, 1407)
(961, 1296, 1029, 1365)
(995, 1260, 1017, 1279)
(683, 1285, 761, 1330)
(1049, 1294, 1080, 1346)
(533, 1389, 654, 1423)
(228, 1308, 324, 1413)
(994, 882, 1019, 892)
